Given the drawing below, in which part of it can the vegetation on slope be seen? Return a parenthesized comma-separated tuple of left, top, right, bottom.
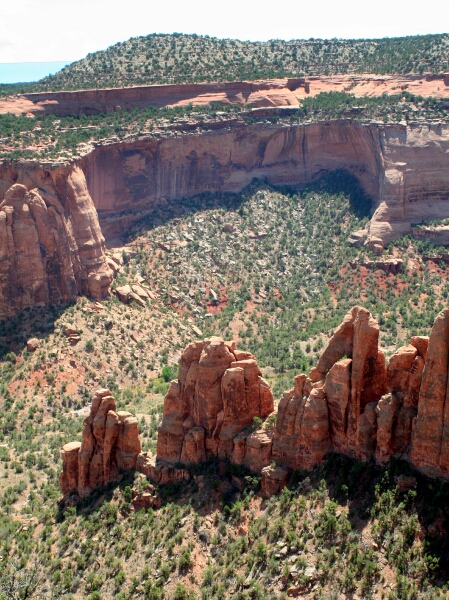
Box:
(126, 175, 449, 386)
(2, 174, 449, 597)
(1, 446, 448, 599)
(1, 32, 449, 95)
(1, 91, 448, 161)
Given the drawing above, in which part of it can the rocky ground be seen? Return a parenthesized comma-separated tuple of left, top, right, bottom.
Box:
(2, 181, 449, 598)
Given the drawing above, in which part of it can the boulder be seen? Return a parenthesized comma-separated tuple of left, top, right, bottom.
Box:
(410, 336, 429, 361)
(132, 475, 161, 510)
(116, 285, 132, 303)
(261, 465, 289, 497)
(26, 338, 39, 352)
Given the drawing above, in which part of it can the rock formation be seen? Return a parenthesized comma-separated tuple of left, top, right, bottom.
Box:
(3, 117, 449, 317)
(1, 74, 447, 117)
(0, 165, 112, 319)
(410, 309, 449, 477)
(151, 306, 445, 491)
(60, 307, 449, 500)
(59, 389, 141, 497)
(79, 120, 449, 246)
(156, 337, 274, 464)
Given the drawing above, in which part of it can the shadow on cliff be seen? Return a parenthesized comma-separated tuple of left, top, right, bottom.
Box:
(0, 303, 73, 358)
(124, 169, 373, 242)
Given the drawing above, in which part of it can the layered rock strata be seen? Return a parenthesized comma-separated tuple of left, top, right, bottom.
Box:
(0, 165, 112, 319)
(3, 118, 449, 317)
(82, 120, 449, 247)
(1, 74, 448, 117)
(59, 389, 141, 497)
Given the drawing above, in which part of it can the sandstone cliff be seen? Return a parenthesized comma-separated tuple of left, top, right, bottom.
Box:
(0, 164, 112, 318)
(3, 119, 449, 317)
(1, 74, 447, 117)
(80, 120, 449, 246)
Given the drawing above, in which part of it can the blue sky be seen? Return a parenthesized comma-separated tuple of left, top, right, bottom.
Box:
(1, 0, 448, 82)
(0, 62, 70, 84)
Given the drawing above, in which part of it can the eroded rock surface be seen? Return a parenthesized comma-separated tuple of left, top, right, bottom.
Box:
(153, 306, 449, 490)
(156, 337, 274, 465)
(0, 166, 112, 318)
(59, 389, 141, 497)
(60, 307, 449, 499)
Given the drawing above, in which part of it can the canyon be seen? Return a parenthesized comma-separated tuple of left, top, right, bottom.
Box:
(60, 305, 449, 499)
(2, 117, 449, 317)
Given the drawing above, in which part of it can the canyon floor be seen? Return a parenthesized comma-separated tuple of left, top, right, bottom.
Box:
(1, 180, 449, 598)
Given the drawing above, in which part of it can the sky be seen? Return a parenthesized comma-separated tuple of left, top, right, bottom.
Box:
(1, 0, 448, 81)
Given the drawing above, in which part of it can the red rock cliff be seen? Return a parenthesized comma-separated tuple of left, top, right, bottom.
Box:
(0, 164, 112, 318)
(3, 120, 449, 316)
(79, 121, 449, 247)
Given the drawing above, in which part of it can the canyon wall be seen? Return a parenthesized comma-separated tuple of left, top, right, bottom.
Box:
(2, 119, 449, 316)
(83, 121, 382, 239)
(1, 74, 448, 117)
(0, 79, 308, 117)
(81, 120, 449, 245)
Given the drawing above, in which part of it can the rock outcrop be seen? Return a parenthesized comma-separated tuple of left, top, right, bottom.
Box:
(1, 74, 448, 117)
(156, 337, 274, 464)
(60, 307, 449, 500)
(261, 465, 289, 498)
(59, 389, 141, 497)
(3, 118, 449, 318)
(151, 306, 449, 491)
(410, 310, 449, 477)
(80, 120, 449, 247)
(0, 165, 112, 319)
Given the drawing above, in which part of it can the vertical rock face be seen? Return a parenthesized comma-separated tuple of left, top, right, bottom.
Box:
(410, 310, 449, 477)
(156, 337, 274, 466)
(0, 166, 112, 319)
(156, 309, 387, 476)
(312, 306, 387, 460)
(60, 442, 82, 497)
(154, 306, 446, 488)
(59, 389, 141, 497)
(271, 381, 331, 470)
